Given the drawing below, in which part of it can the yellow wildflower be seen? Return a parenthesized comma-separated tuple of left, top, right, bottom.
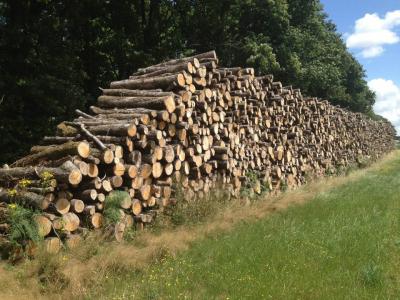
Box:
(18, 178, 32, 188)
(7, 189, 17, 197)
(40, 171, 54, 181)
(8, 203, 17, 209)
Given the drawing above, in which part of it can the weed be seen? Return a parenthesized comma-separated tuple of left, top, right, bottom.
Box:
(18, 179, 32, 188)
(303, 169, 315, 183)
(240, 186, 255, 200)
(8, 204, 40, 248)
(325, 166, 336, 177)
(7, 188, 17, 197)
(360, 263, 383, 287)
(239, 171, 269, 200)
(123, 226, 138, 242)
(280, 179, 288, 192)
(260, 181, 271, 195)
(104, 191, 129, 225)
(163, 187, 231, 227)
(39, 171, 54, 188)
(246, 171, 259, 185)
(357, 155, 373, 169)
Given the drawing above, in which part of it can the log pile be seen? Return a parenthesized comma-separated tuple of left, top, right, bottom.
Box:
(0, 51, 395, 250)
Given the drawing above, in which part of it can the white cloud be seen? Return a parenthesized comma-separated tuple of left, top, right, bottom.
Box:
(346, 10, 400, 58)
(368, 78, 400, 134)
(361, 46, 384, 58)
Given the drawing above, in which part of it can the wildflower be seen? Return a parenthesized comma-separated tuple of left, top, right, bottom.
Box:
(40, 171, 54, 181)
(18, 178, 32, 188)
(7, 189, 17, 197)
(8, 203, 17, 209)
(62, 255, 68, 261)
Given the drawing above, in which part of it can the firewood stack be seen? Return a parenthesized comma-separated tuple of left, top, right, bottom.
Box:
(0, 51, 395, 250)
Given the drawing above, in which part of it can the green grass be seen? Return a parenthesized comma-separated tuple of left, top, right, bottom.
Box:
(104, 190, 130, 224)
(93, 152, 400, 300)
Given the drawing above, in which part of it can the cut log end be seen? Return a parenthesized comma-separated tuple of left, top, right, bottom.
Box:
(91, 213, 104, 229)
(69, 169, 82, 186)
(77, 141, 91, 158)
(131, 199, 142, 216)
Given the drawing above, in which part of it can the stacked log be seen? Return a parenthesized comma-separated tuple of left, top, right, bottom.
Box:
(0, 51, 395, 250)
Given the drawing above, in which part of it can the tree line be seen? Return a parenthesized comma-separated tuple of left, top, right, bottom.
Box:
(0, 0, 376, 163)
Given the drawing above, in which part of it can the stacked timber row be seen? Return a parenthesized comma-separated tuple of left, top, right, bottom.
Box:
(0, 51, 395, 251)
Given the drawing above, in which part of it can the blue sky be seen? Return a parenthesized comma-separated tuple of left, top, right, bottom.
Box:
(320, 0, 400, 133)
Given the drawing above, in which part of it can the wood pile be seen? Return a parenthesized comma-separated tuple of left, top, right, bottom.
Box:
(0, 51, 395, 250)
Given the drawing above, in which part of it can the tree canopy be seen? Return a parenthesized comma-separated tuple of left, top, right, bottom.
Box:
(0, 0, 376, 163)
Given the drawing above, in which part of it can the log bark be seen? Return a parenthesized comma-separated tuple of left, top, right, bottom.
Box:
(79, 124, 108, 151)
(99, 88, 169, 97)
(132, 62, 195, 78)
(0, 189, 49, 210)
(13, 141, 90, 167)
(97, 95, 176, 114)
(110, 74, 186, 91)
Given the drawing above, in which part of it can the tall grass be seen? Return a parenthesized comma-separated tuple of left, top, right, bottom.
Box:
(95, 151, 400, 299)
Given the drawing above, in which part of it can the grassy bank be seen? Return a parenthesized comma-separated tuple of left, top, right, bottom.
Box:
(94, 151, 400, 299)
